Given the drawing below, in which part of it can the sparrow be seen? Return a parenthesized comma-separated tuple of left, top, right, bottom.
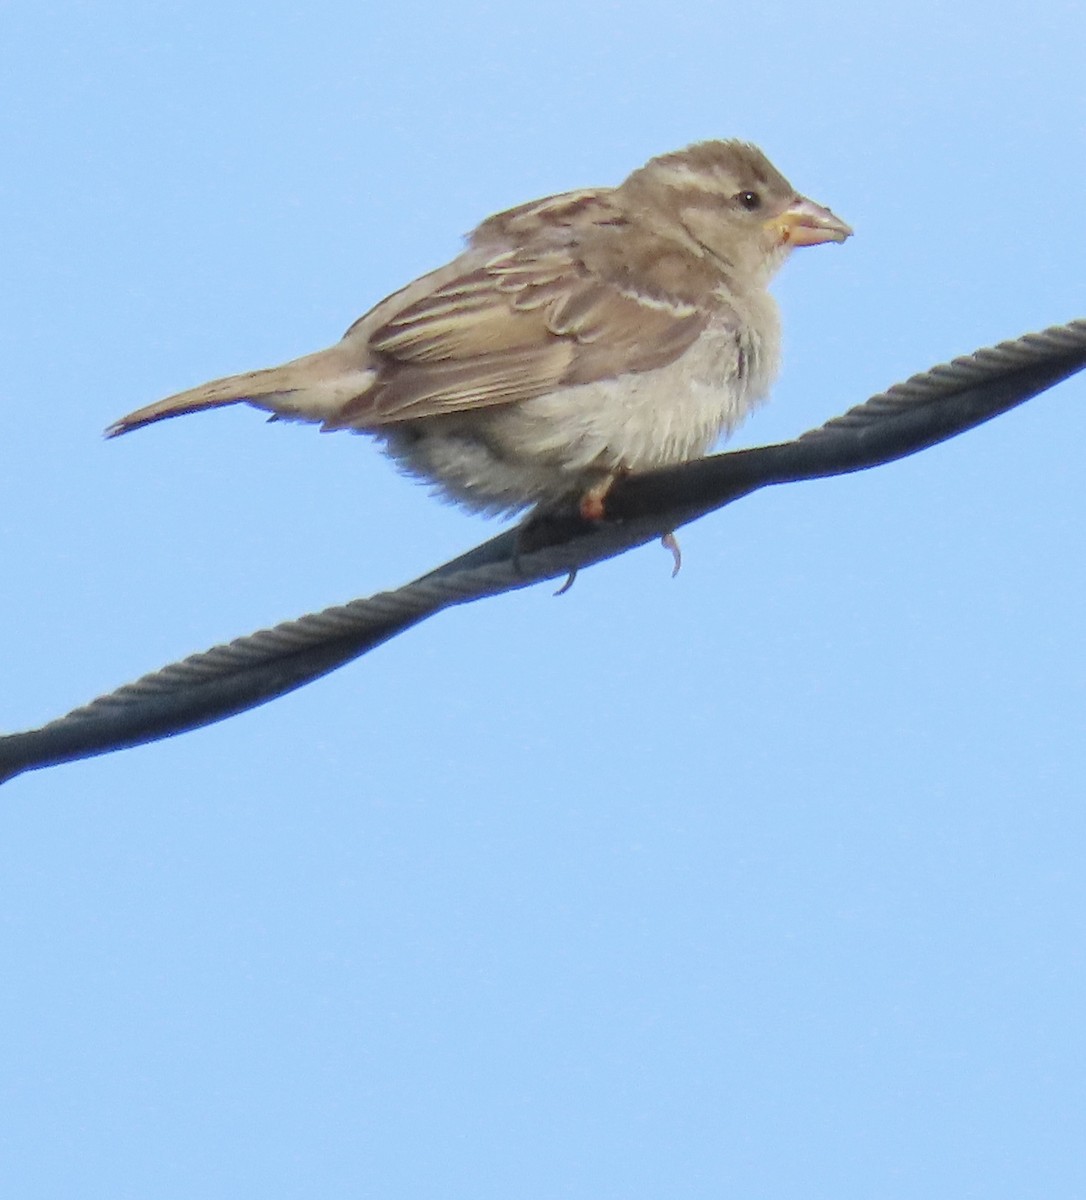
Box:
(107, 140, 851, 526)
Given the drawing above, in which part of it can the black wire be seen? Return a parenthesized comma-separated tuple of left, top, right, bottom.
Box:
(2, 318, 1084, 785)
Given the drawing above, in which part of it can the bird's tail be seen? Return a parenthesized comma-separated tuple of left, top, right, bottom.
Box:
(104, 345, 372, 438)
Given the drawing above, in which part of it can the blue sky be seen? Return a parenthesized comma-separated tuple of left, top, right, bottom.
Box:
(2, 2, 1085, 1196)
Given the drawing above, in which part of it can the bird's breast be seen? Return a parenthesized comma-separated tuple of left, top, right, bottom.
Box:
(498, 309, 780, 475)
(379, 305, 781, 515)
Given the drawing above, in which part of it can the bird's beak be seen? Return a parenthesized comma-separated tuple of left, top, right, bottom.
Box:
(770, 197, 853, 247)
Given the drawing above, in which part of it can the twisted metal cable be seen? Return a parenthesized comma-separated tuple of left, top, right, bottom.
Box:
(801, 320, 1086, 442)
(2, 316, 1084, 785)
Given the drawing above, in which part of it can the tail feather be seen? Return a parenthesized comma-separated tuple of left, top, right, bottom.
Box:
(104, 370, 273, 437)
(105, 345, 372, 438)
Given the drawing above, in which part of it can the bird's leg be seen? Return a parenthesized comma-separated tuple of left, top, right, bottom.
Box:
(577, 472, 620, 522)
(551, 471, 627, 592)
(581, 469, 682, 577)
(579, 472, 683, 582)
(514, 470, 679, 593)
(514, 474, 622, 594)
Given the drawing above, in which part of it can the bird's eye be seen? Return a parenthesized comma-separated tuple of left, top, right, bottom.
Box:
(735, 190, 762, 211)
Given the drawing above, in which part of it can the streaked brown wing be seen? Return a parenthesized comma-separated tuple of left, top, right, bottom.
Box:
(330, 244, 710, 427)
(469, 188, 631, 244)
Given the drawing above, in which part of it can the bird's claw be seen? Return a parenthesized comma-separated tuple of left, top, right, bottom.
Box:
(661, 532, 682, 577)
(554, 570, 578, 596)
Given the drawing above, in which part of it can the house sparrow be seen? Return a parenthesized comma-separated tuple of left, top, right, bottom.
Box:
(107, 140, 851, 522)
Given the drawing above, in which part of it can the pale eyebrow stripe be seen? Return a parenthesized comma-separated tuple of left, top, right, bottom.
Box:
(649, 163, 732, 193)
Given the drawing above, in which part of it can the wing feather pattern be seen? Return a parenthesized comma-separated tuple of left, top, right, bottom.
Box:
(331, 236, 711, 428)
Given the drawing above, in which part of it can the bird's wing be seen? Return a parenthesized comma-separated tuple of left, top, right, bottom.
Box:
(105, 194, 725, 439)
(325, 240, 712, 428)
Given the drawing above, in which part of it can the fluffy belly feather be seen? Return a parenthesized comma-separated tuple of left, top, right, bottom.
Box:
(381, 317, 778, 515)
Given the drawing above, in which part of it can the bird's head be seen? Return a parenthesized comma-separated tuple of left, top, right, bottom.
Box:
(618, 139, 852, 287)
